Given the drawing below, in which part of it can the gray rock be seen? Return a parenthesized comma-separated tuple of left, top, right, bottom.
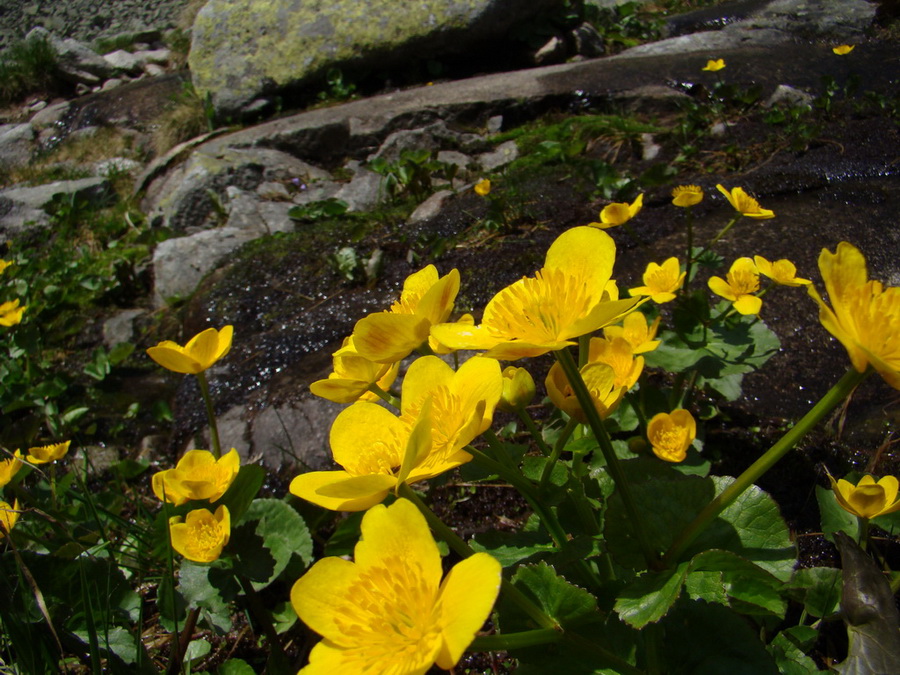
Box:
(29, 101, 69, 129)
(571, 22, 605, 58)
(477, 140, 518, 171)
(102, 308, 145, 349)
(27, 27, 116, 84)
(103, 49, 143, 74)
(408, 189, 454, 224)
(143, 64, 166, 77)
(101, 78, 125, 90)
(133, 48, 171, 65)
(209, 405, 252, 460)
(250, 399, 338, 471)
(223, 187, 294, 234)
(94, 157, 143, 176)
(152, 226, 257, 306)
(0, 123, 36, 169)
(334, 161, 383, 212)
(436, 150, 472, 175)
(256, 181, 291, 200)
(0, 177, 113, 234)
(764, 84, 814, 109)
(534, 35, 566, 65)
(189, 0, 567, 115)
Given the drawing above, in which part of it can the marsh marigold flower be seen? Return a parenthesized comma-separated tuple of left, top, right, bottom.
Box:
(629, 257, 685, 304)
(147, 325, 233, 374)
(808, 242, 900, 389)
(291, 356, 502, 511)
(431, 227, 640, 360)
(353, 265, 460, 364)
(671, 185, 703, 207)
(0, 450, 24, 488)
(591, 194, 644, 229)
(546, 336, 642, 422)
(708, 257, 762, 315)
(830, 474, 900, 519)
(604, 311, 661, 354)
(310, 336, 401, 404)
(152, 448, 240, 506)
(292, 498, 501, 674)
(474, 178, 491, 196)
(0, 499, 19, 537)
(169, 505, 230, 563)
(498, 366, 536, 412)
(716, 185, 775, 219)
(753, 255, 811, 287)
(0, 259, 11, 275)
(648, 409, 696, 462)
(702, 58, 726, 72)
(0, 299, 26, 327)
(26, 441, 71, 464)
(833, 45, 854, 55)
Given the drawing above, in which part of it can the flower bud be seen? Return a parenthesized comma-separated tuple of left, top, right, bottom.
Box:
(498, 366, 535, 412)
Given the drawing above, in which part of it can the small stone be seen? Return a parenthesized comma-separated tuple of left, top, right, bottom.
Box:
(487, 115, 503, 134)
(101, 78, 124, 91)
(28, 100, 47, 112)
(640, 133, 661, 161)
(76, 83, 91, 95)
(143, 63, 166, 77)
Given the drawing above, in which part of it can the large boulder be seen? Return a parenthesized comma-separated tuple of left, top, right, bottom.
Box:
(189, 0, 567, 116)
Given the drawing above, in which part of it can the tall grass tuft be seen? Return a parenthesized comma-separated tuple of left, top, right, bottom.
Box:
(0, 34, 66, 106)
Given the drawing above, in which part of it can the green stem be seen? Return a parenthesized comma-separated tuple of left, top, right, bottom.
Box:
(662, 366, 869, 567)
(540, 417, 577, 491)
(699, 214, 741, 258)
(555, 348, 660, 570)
(857, 516, 870, 552)
(367, 383, 401, 409)
(398, 483, 560, 631)
(682, 207, 695, 294)
(237, 574, 290, 670)
(517, 407, 552, 456)
(196, 371, 221, 459)
(470, 628, 562, 651)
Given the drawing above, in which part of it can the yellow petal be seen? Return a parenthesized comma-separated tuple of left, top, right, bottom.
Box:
(290, 471, 394, 511)
(329, 402, 405, 472)
(401, 356, 454, 417)
(434, 552, 502, 669)
(416, 268, 460, 325)
(291, 556, 361, 645)
(185, 326, 233, 370)
(708, 276, 736, 301)
(146, 343, 202, 374)
(544, 226, 616, 301)
(733, 294, 763, 315)
(352, 313, 430, 363)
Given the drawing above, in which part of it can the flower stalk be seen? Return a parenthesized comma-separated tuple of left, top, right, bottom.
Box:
(662, 366, 869, 566)
(196, 371, 221, 459)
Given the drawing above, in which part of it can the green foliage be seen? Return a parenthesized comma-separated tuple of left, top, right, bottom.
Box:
(0, 33, 65, 105)
(368, 148, 459, 200)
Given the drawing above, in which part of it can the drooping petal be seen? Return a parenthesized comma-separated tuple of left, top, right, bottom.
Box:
(289, 470, 395, 511)
(352, 313, 431, 363)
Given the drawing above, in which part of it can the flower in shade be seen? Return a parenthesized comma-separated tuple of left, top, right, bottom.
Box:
(147, 325, 233, 374)
(753, 255, 811, 287)
(647, 409, 696, 462)
(352, 265, 460, 364)
(291, 356, 502, 511)
(671, 185, 704, 207)
(708, 257, 762, 315)
(474, 178, 491, 196)
(830, 474, 900, 519)
(0, 259, 11, 275)
(292, 498, 501, 675)
(590, 194, 644, 229)
(832, 45, 854, 55)
(629, 257, 685, 304)
(431, 227, 641, 360)
(0, 450, 24, 488)
(808, 242, 900, 389)
(702, 58, 726, 72)
(169, 505, 230, 563)
(152, 448, 240, 506)
(498, 366, 536, 413)
(716, 185, 775, 219)
(25, 441, 71, 465)
(0, 299, 26, 327)
(310, 336, 401, 404)
(546, 336, 643, 422)
(604, 311, 661, 354)
(0, 499, 19, 537)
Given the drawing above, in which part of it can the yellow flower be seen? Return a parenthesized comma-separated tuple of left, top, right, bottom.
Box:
(830, 474, 900, 519)
(702, 58, 726, 72)
(0, 259, 11, 275)
(474, 178, 491, 196)
(291, 356, 502, 511)
(431, 226, 641, 360)
(352, 265, 460, 363)
(604, 311, 661, 354)
(0, 450, 24, 488)
(832, 45, 854, 55)
(498, 366, 536, 412)
(147, 325, 233, 374)
(590, 194, 644, 229)
(292, 498, 501, 674)
(708, 257, 762, 315)
(0, 499, 19, 538)
(546, 337, 642, 422)
(808, 242, 900, 388)
(753, 255, 811, 286)
(647, 409, 696, 462)
(152, 448, 240, 506)
(716, 184, 775, 219)
(310, 336, 401, 404)
(25, 441, 71, 465)
(671, 185, 704, 207)
(629, 257, 685, 304)
(0, 299, 26, 327)
(169, 505, 230, 563)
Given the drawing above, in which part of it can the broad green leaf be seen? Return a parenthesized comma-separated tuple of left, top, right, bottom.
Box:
(218, 659, 256, 675)
(689, 550, 787, 617)
(214, 464, 265, 524)
(615, 562, 690, 628)
(787, 567, 841, 618)
(72, 626, 139, 665)
(767, 627, 820, 675)
(323, 510, 365, 557)
(684, 570, 729, 605)
(872, 509, 900, 536)
(236, 498, 314, 589)
(471, 530, 556, 567)
(511, 561, 597, 626)
(833, 531, 900, 674)
(186, 638, 212, 664)
(178, 561, 236, 633)
(816, 484, 859, 542)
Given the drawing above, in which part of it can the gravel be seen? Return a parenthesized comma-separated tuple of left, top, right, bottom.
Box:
(0, 0, 192, 53)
